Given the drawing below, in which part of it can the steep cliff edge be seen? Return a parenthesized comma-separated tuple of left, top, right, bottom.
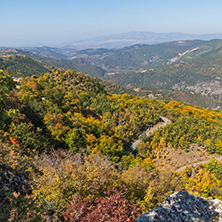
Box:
(137, 191, 222, 222)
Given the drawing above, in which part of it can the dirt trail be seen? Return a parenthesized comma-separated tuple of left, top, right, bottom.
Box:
(128, 116, 171, 153)
(176, 156, 222, 172)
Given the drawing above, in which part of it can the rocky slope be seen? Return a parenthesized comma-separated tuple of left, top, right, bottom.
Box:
(137, 191, 222, 222)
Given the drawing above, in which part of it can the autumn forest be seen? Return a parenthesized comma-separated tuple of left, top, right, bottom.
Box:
(0, 67, 222, 221)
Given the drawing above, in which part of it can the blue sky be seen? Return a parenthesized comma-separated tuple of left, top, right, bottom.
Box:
(1, 0, 222, 46)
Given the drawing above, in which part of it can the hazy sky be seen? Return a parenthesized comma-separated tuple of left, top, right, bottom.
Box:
(1, 0, 222, 46)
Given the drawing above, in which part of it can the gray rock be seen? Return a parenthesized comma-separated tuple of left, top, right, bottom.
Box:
(137, 191, 222, 222)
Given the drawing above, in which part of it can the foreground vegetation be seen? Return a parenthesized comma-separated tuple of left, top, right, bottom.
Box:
(1, 69, 222, 221)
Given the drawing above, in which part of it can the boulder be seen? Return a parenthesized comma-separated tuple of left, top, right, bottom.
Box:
(137, 191, 222, 222)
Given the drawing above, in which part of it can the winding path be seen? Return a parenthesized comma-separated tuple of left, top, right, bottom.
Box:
(128, 115, 222, 170)
(176, 156, 222, 172)
(128, 116, 171, 153)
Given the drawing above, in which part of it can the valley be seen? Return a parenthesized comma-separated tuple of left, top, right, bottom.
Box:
(14, 39, 222, 104)
(4, 0, 222, 220)
(3, 39, 222, 109)
(2, 39, 222, 221)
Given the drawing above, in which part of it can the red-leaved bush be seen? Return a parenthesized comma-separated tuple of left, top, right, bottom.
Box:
(9, 136, 20, 147)
(62, 188, 142, 222)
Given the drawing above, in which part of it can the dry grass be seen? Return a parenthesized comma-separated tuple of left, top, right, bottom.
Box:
(154, 144, 221, 171)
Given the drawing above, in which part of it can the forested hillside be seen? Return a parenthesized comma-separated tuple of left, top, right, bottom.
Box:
(101, 79, 220, 109)
(0, 55, 51, 77)
(22, 40, 222, 100)
(104, 53, 222, 99)
(1, 68, 222, 221)
(24, 39, 222, 72)
(4, 40, 222, 104)
(0, 49, 105, 77)
(0, 48, 220, 109)
(98, 40, 222, 100)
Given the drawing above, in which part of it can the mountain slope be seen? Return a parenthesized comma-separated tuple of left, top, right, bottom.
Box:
(23, 39, 222, 71)
(104, 57, 222, 100)
(100, 79, 220, 109)
(3, 41, 222, 105)
(101, 40, 222, 99)
(21, 39, 222, 79)
(0, 49, 105, 77)
(2, 69, 222, 220)
(71, 39, 222, 73)
(0, 55, 51, 77)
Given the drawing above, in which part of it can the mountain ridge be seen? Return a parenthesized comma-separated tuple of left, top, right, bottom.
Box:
(26, 31, 222, 49)
(3, 40, 222, 108)
(0, 48, 105, 77)
(68, 31, 222, 49)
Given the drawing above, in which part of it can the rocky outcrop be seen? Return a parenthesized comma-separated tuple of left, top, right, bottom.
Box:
(0, 164, 29, 205)
(137, 191, 222, 222)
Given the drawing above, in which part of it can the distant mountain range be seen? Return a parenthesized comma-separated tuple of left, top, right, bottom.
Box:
(0, 48, 105, 77)
(3, 38, 222, 107)
(17, 32, 222, 51)
(100, 39, 222, 100)
(24, 39, 222, 74)
(11, 39, 222, 101)
(67, 31, 222, 49)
